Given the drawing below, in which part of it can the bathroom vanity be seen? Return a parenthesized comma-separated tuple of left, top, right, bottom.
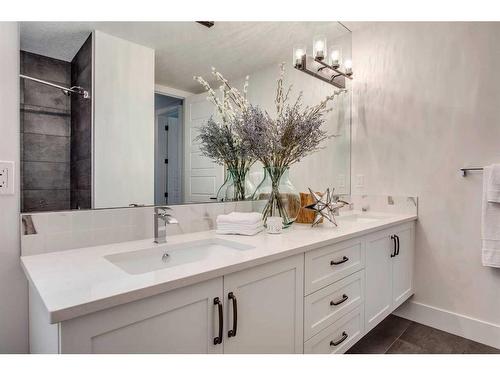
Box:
(22, 211, 416, 354)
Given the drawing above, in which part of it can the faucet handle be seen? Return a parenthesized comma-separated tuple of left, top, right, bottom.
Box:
(155, 206, 172, 213)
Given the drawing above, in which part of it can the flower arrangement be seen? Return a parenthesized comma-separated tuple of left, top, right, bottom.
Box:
(234, 63, 346, 225)
(194, 64, 346, 225)
(193, 70, 255, 201)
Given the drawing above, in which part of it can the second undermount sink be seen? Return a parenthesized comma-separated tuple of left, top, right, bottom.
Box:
(337, 212, 392, 224)
(104, 238, 254, 275)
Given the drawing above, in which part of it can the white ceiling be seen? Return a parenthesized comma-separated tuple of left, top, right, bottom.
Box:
(20, 22, 351, 93)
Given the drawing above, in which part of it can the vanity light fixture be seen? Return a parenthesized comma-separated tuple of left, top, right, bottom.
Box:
(293, 40, 353, 89)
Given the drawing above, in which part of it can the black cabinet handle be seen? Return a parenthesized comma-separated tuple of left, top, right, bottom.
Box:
(395, 235, 400, 256)
(228, 292, 238, 338)
(390, 235, 397, 257)
(330, 294, 349, 306)
(213, 297, 223, 345)
(330, 256, 349, 266)
(330, 331, 348, 346)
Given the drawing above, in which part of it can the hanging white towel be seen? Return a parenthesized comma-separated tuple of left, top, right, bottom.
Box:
(481, 165, 500, 267)
(487, 164, 500, 203)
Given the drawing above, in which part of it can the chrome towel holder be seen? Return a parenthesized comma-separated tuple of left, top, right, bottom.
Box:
(460, 167, 484, 177)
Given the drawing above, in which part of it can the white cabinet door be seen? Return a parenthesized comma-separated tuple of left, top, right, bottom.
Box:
(364, 228, 393, 333)
(392, 224, 415, 308)
(222, 255, 304, 353)
(60, 278, 224, 354)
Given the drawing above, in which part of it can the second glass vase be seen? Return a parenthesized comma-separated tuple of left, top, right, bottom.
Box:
(253, 166, 300, 228)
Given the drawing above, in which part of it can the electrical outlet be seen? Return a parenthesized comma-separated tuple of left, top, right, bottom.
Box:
(0, 161, 15, 195)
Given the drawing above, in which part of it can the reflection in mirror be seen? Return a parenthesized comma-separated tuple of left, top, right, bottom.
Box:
(19, 22, 351, 212)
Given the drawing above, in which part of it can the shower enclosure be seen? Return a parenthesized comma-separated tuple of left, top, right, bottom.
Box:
(20, 34, 92, 212)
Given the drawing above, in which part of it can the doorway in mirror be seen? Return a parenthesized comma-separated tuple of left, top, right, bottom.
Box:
(155, 93, 183, 205)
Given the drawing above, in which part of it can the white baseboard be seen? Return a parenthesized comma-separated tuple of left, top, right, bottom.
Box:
(394, 300, 500, 349)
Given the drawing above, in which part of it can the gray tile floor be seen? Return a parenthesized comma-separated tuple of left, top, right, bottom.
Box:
(346, 314, 500, 354)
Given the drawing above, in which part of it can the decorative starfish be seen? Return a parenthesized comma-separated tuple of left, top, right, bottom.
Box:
(305, 188, 349, 227)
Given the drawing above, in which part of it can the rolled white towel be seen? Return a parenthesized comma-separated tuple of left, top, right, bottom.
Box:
(216, 212, 263, 225)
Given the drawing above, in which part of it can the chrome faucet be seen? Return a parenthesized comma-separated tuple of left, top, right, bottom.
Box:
(154, 206, 179, 244)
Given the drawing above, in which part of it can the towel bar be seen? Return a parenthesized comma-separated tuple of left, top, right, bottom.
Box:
(460, 167, 483, 177)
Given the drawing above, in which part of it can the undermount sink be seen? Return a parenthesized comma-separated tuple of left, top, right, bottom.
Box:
(104, 238, 254, 275)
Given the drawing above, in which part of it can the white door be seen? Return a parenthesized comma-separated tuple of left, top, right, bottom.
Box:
(183, 93, 224, 202)
(60, 278, 224, 354)
(364, 229, 393, 333)
(392, 224, 415, 308)
(222, 255, 304, 354)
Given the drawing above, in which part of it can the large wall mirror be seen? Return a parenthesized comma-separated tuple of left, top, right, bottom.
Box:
(19, 22, 352, 212)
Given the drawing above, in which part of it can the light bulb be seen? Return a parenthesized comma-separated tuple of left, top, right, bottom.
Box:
(344, 59, 353, 75)
(293, 46, 306, 68)
(313, 36, 326, 61)
(330, 50, 340, 66)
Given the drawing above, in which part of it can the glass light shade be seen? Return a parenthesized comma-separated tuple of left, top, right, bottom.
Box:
(313, 35, 327, 61)
(329, 47, 341, 67)
(293, 46, 306, 68)
(344, 59, 353, 75)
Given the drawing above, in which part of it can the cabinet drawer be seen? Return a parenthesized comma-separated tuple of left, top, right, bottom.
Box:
(304, 271, 364, 340)
(305, 238, 365, 295)
(304, 306, 364, 354)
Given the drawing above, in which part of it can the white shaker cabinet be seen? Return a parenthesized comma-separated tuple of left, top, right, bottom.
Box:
(55, 255, 304, 354)
(222, 254, 304, 353)
(364, 222, 415, 333)
(28, 219, 416, 354)
(59, 277, 224, 354)
(392, 225, 415, 308)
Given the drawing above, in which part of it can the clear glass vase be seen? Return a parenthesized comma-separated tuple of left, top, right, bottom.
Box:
(216, 168, 255, 201)
(253, 166, 301, 228)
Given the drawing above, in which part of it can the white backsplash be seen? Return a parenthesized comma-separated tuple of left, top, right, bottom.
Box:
(348, 194, 418, 216)
(20, 201, 253, 256)
(20, 195, 417, 256)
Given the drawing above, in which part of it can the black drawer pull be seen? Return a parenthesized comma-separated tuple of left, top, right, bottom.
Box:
(390, 235, 397, 257)
(395, 235, 400, 256)
(213, 297, 223, 345)
(330, 331, 348, 346)
(330, 294, 349, 306)
(330, 256, 349, 266)
(228, 292, 238, 337)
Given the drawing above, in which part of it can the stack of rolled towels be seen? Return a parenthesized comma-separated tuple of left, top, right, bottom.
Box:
(216, 212, 264, 236)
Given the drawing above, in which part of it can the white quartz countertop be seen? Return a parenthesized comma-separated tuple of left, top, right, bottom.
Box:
(21, 211, 417, 323)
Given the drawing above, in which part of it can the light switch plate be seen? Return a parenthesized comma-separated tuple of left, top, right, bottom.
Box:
(0, 161, 15, 195)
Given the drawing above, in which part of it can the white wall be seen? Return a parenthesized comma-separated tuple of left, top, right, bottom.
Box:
(93, 31, 155, 208)
(0, 22, 28, 353)
(351, 22, 500, 345)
